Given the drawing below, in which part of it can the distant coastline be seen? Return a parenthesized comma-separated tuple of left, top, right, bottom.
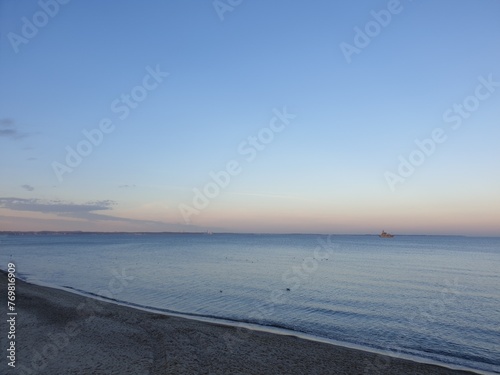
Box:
(0, 231, 483, 237)
(0, 231, 208, 236)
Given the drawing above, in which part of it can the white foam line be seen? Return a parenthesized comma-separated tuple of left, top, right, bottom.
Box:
(6, 270, 496, 375)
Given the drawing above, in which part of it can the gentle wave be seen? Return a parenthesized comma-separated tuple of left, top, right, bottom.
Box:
(1, 233, 499, 374)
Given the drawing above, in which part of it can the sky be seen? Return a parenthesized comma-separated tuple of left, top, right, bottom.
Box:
(0, 0, 499, 235)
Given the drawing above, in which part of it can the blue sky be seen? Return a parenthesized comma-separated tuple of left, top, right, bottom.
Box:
(1, 0, 499, 235)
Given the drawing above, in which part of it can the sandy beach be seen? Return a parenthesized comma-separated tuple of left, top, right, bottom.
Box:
(0, 271, 478, 375)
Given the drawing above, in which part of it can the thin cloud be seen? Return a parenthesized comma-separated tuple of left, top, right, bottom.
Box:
(0, 197, 169, 227)
(229, 191, 315, 202)
(0, 118, 14, 126)
(0, 119, 28, 139)
(0, 198, 114, 214)
(21, 185, 35, 192)
(0, 129, 17, 137)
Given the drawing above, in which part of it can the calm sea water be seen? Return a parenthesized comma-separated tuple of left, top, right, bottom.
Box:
(1, 234, 499, 374)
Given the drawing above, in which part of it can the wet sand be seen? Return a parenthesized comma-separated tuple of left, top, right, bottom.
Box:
(0, 271, 478, 374)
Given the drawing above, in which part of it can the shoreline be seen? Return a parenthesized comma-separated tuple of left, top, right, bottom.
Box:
(0, 271, 483, 374)
(12, 274, 489, 374)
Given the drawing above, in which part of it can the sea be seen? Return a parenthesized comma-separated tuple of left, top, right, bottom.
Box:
(1, 233, 499, 374)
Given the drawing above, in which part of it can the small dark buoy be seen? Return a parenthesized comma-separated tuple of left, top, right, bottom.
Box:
(220, 290, 222, 293)
(286, 288, 290, 291)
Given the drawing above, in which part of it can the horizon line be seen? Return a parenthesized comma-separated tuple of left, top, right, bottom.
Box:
(0, 230, 498, 238)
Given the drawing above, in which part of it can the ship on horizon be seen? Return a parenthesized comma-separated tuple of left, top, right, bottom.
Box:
(379, 230, 394, 238)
